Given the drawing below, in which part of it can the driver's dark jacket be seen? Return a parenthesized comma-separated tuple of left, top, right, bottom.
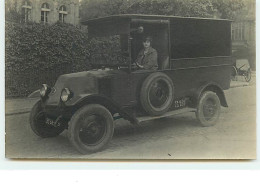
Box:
(135, 47, 158, 70)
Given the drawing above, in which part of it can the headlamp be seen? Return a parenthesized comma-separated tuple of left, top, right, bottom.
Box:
(40, 84, 51, 97)
(61, 88, 72, 102)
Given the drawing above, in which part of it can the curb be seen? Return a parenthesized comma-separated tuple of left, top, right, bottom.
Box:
(230, 81, 249, 88)
(5, 109, 31, 116)
(5, 97, 39, 116)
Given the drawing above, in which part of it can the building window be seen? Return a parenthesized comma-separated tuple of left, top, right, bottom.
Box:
(59, 5, 67, 23)
(232, 22, 245, 41)
(41, 3, 50, 23)
(22, 0, 32, 23)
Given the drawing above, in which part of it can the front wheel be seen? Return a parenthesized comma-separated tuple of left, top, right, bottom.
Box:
(68, 104, 114, 154)
(29, 101, 66, 138)
(196, 91, 221, 127)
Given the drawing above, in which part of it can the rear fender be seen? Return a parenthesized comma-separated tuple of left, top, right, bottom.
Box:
(192, 82, 228, 108)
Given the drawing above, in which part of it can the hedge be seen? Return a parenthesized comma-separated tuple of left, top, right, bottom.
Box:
(5, 22, 124, 97)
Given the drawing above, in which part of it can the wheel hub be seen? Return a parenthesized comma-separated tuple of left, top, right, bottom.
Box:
(149, 80, 169, 108)
(78, 115, 106, 145)
(203, 99, 217, 120)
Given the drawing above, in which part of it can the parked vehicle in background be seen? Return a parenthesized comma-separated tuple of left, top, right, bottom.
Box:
(29, 14, 233, 154)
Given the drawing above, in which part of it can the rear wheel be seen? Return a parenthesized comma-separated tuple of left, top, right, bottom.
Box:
(29, 101, 66, 138)
(196, 91, 221, 127)
(68, 104, 114, 154)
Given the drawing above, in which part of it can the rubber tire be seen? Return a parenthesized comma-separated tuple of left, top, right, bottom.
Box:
(68, 104, 114, 154)
(196, 91, 221, 127)
(29, 100, 65, 138)
(140, 72, 174, 116)
(244, 68, 251, 82)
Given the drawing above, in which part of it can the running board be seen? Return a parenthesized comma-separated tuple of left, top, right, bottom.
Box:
(136, 108, 196, 123)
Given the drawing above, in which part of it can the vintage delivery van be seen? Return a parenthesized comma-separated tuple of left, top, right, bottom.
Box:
(30, 15, 233, 154)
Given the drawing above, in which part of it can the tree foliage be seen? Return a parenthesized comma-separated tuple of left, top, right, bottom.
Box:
(5, 0, 22, 23)
(211, 0, 246, 19)
(80, 0, 246, 20)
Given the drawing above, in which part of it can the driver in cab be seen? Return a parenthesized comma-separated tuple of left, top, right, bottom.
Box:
(135, 36, 158, 70)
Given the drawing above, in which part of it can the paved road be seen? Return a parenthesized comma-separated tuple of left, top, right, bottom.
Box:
(5, 85, 256, 159)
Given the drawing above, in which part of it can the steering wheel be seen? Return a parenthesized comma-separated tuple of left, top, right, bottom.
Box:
(132, 62, 144, 69)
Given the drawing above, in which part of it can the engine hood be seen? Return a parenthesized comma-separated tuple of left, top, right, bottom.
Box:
(45, 69, 127, 106)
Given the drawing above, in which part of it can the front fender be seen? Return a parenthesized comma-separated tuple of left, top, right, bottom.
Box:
(70, 94, 137, 123)
(28, 89, 40, 98)
(192, 82, 228, 108)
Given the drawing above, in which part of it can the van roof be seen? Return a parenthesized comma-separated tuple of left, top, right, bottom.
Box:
(81, 14, 232, 25)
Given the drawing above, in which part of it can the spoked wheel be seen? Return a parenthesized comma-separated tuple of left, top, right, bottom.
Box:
(68, 104, 114, 154)
(196, 91, 221, 127)
(29, 101, 66, 138)
(244, 68, 251, 82)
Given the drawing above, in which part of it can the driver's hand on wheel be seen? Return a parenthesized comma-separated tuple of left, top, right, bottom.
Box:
(132, 62, 144, 69)
(136, 63, 144, 69)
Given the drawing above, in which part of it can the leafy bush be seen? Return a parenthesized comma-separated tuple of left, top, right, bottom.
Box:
(5, 22, 91, 97)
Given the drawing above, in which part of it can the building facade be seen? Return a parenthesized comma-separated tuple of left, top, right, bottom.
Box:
(15, 0, 79, 25)
(231, 0, 255, 70)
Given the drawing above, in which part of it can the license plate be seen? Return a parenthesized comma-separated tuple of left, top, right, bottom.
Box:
(174, 98, 186, 108)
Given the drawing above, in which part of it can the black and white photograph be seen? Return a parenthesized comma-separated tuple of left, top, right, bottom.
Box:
(5, 0, 256, 159)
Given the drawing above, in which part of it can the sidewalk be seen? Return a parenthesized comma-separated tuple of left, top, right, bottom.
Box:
(230, 80, 249, 88)
(230, 71, 255, 88)
(5, 78, 255, 116)
(5, 97, 39, 116)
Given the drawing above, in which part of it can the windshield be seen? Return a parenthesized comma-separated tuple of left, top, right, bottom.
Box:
(87, 17, 168, 69)
(89, 35, 130, 67)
